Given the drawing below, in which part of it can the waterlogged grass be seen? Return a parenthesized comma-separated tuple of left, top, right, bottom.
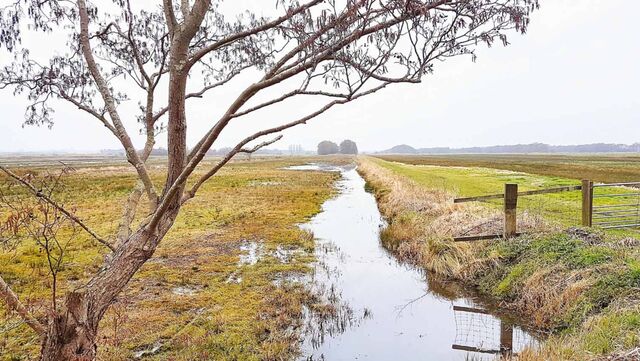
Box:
(358, 157, 640, 360)
(0, 157, 343, 360)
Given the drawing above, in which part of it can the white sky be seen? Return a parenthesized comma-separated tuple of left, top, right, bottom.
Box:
(0, 0, 638, 153)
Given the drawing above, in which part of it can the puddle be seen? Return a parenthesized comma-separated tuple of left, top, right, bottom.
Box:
(249, 180, 283, 187)
(171, 286, 199, 296)
(238, 240, 264, 266)
(296, 165, 540, 360)
(133, 341, 163, 358)
(272, 271, 310, 287)
(285, 163, 344, 172)
(274, 245, 304, 264)
(225, 272, 243, 284)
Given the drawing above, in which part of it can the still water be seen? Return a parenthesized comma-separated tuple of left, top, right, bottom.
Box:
(289, 164, 538, 361)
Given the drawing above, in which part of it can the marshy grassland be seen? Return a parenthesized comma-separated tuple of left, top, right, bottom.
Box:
(0, 157, 346, 360)
(358, 156, 640, 360)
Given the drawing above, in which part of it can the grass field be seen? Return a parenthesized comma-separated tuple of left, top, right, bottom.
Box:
(0, 156, 344, 360)
(3, 153, 639, 360)
(375, 154, 640, 183)
(369, 156, 640, 234)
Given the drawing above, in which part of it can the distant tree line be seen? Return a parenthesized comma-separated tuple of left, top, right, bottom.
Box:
(317, 140, 358, 155)
(380, 142, 640, 155)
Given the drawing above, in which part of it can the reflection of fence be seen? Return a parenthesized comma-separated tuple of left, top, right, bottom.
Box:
(453, 180, 640, 241)
(452, 305, 516, 357)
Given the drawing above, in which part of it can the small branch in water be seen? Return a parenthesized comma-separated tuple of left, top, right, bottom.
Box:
(395, 292, 430, 318)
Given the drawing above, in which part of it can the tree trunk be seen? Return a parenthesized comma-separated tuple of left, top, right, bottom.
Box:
(36, 7, 204, 359)
(38, 211, 178, 360)
(40, 293, 97, 361)
(164, 38, 190, 195)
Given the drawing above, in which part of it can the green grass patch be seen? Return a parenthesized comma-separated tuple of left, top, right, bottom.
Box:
(369, 157, 640, 234)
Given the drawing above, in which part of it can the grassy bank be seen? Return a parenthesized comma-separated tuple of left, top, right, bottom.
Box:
(1, 157, 343, 360)
(358, 157, 640, 360)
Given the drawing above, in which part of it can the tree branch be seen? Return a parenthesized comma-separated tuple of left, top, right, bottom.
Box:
(0, 166, 115, 252)
(180, 0, 190, 19)
(239, 135, 283, 154)
(58, 91, 116, 134)
(163, 0, 178, 35)
(0, 274, 45, 336)
(230, 89, 348, 120)
(77, 0, 159, 207)
(152, 9, 433, 227)
(182, 82, 390, 201)
(186, 0, 324, 68)
(180, 135, 281, 203)
(152, 64, 250, 123)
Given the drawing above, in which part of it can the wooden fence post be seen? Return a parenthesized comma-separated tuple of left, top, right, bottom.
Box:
(582, 179, 593, 227)
(504, 183, 518, 238)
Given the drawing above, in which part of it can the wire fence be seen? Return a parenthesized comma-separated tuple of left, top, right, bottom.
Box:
(592, 182, 640, 229)
(453, 180, 640, 241)
(452, 305, 537, 359)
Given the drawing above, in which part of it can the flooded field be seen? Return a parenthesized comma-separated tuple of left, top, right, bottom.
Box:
(292, 164, 539, 360)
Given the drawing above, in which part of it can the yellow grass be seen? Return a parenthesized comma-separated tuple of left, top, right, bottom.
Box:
(0, 156, 343, 360)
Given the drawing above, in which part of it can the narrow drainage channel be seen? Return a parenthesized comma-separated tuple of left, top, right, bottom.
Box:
(289, 164, 541, 361)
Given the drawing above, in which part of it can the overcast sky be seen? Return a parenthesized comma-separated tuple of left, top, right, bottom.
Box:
(0, 0, 638, 153)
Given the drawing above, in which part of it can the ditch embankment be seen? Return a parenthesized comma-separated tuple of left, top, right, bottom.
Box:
(294, 163, 538, 361)
(357, 157, 640, 360)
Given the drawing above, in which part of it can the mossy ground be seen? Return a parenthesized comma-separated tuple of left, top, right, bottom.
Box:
(0, 156, 344, 360)
(359, 156, 640, 360)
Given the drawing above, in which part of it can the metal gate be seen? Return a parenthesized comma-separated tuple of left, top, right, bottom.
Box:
(591, 182, 640, 229)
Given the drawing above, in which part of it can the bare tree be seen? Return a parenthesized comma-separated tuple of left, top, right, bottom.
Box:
(0, 0, 538, 359)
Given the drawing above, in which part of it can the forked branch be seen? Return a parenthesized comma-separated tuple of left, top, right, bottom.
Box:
(186, 0, 325, 68)
(77, 0, 159, 207)
(181, 82, 390, 202)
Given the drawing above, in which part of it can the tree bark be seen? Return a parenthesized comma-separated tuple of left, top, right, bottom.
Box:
(39, 209, 178, 360)
(40, 293, 96, 361)
(38, 5, 210, 359)
(165, 60, 188, 194)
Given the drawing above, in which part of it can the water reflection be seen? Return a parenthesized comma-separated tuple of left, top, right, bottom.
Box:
(288, 164, 540, 360)
(427, 277, 539, 359)
(452, 305, 515, 358)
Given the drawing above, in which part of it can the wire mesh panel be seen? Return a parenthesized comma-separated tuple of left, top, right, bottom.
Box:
(452, 305, 536, 359)
(453, 306, 502, 353)
(592, 182, 640, 229)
